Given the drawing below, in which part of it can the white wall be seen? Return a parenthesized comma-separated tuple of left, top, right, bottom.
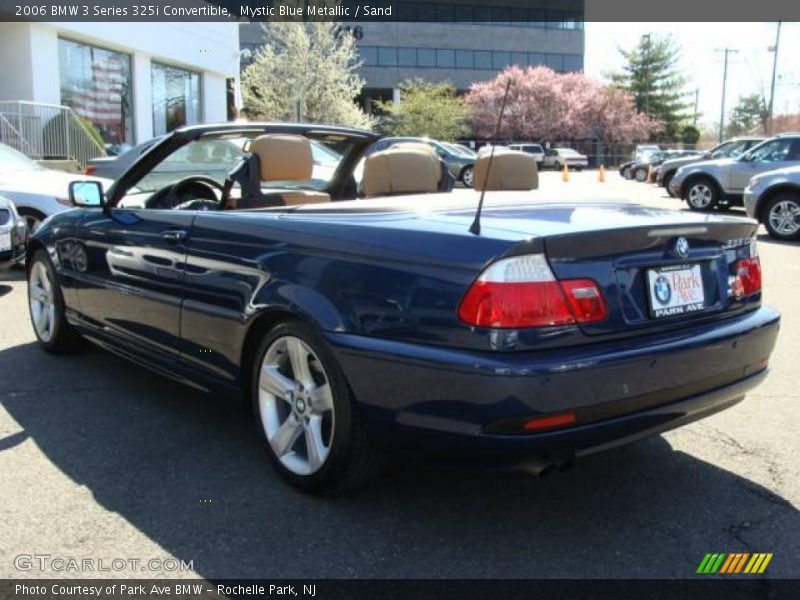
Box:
(0, 22, 239, 142)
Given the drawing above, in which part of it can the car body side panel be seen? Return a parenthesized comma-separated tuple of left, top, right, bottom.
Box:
(178, 211, 515, 383)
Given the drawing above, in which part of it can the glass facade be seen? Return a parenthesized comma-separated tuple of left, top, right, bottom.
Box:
(58, 38, 133, 145)
(151, 62, 201, 136)
(358, 46, 583, 72)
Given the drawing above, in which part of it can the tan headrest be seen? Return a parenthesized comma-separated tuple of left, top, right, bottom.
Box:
(474, 150, 538, 191)
(250, 134, 313, 182)
(363, 147, 440, 197)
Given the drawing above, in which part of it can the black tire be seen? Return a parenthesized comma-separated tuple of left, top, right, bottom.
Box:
(17, 207, 47, 236)
(622, 167, 633, 180)
(762, 193, 800, 241)
(251, 320, 385, 494)
(460, 165, 474, 188)
(663, 171, 676, 195)
(553, 161, 562, 171)
(634, 167, 647, 182)
(685, 177, 719, 212)
(27, 249, 84, 353)
(15, 208, 47, 269)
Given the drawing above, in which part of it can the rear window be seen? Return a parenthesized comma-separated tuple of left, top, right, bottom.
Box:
(0, 208, 10, 226)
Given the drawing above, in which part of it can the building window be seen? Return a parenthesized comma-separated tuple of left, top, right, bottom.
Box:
(151, 62, 201, 136)
(398, 48, 416, 67)
(437, 49, 456, 68)
(58, 38, 133, 145)
(378, 47, 398, 66)
(455, 50, 473, 69)
(563, 55, 584, 72)
(511, 52, 527, 67)
(546, 54, 564, 72)
(359, 46, 378, 66)
(493, 52, 511, 70)
(417, 49, 436, 67)
(474, 51, 492, 69)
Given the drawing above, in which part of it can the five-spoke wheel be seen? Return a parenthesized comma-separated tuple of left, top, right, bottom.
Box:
(764, 195, 800, 241)
(251, 321, 384, 493)
(258, 335, 335, 476)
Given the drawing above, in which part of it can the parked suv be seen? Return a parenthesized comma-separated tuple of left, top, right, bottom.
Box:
(369, 136, 476, 187)
(745, 165, 800, 240)
(670, 133, 800, 211)
(542, 147, 588, 170)
(656, 137, 764, 195)
(508, 143, 545, 166)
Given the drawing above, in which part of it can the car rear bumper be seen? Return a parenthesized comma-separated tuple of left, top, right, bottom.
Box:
(326, 306, 780, 466)
(743, 189, 759, 219)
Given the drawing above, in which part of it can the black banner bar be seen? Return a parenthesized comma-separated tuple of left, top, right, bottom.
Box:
(3, 580, 800, 600)
(1, 0, 800, 22)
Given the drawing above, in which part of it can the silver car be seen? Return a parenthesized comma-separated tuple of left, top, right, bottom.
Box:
(508, 143, 545, 166)
(0, 195, 27, 269)
(542, 147, 588, 170)
(670, 133, 800, 211)
(744, 164, 800, 241)
(656, 137, 764, 194)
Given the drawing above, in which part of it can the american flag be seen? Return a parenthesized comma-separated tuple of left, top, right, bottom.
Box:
(69, 52, 125, 126)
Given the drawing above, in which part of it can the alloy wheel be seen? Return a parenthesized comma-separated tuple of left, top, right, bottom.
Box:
(462, 167, 474, 187)
(258, 336, 335, 476)
(768, 199, 800, 237)
(29, 260, 55, 342)
(688, 183, 713, 209)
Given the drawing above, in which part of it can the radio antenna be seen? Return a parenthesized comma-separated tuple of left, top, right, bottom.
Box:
(470, 78, 512, 236)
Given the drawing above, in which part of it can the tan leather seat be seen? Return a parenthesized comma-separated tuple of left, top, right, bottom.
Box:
(240, 134, 330, 207)
(362, 147, 441, 197)
(474, 150, 538, 191)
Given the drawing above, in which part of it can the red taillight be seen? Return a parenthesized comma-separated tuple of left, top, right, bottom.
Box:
(84, 166, 96, 175)
(734, 257, 762, 296)
(560, 279, 608, 323)
(458, 254, 607, 328)
(523, 412, 577, 431)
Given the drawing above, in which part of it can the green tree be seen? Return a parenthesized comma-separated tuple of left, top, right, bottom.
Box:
(681, 124, 701, 146)
(376, 79, 469, 140)
(242, 22, 373, 129)
(726, 94, 768, 137)
(610, 34, 693, 142)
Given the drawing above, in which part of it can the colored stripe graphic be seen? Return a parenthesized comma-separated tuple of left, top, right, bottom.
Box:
(699, 553, 773, 574)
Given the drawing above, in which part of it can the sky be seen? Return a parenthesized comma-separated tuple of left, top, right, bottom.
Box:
(584, 22, 800, 131)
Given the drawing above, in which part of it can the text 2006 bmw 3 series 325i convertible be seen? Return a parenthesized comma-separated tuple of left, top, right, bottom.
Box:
(26, 123, 779, 493)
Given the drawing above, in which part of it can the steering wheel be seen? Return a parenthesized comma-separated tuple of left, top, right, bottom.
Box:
(145, 176, 225, 210)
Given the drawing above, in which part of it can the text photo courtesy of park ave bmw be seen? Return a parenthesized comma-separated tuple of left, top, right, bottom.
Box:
(1, 0, 800, 597)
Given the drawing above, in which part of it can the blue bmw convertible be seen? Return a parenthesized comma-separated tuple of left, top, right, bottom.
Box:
(25, 123, 779, 493)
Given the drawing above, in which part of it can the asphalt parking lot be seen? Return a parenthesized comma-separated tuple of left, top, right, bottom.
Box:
(0, 171, 798, 579)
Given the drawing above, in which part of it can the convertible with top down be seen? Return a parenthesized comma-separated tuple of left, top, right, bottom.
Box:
(26, 122, 779, 493)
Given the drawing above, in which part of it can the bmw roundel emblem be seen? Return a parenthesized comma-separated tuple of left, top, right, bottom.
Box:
(674, 237, 690, 258)
(654, 276, 672, 305)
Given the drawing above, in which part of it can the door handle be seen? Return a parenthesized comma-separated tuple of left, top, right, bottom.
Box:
(161, 229, 188, 243)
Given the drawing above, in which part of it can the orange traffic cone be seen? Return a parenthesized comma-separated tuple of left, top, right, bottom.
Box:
(647, 164, 653, 183)
(598, 165, 606, 183)
(562, 163, 570, 182)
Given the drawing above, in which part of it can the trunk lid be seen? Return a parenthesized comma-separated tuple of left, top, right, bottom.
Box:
(542, 217, 759, 336)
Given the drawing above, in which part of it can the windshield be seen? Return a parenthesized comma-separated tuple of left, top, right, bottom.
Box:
(710, 140, 750, 159)
(743, 138, 795, 163)
(442, 142, 473, 157)
(0, 143, 44, 171)
(129, 133, 353, 200)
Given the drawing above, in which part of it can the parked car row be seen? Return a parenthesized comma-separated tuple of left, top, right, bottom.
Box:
(623, 134, 800, 241)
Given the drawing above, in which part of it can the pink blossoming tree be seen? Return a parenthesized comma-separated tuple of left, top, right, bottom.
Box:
(465, 66, 659, 143)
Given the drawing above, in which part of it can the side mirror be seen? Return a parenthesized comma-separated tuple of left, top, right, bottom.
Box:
(69, 181, 105, 208)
